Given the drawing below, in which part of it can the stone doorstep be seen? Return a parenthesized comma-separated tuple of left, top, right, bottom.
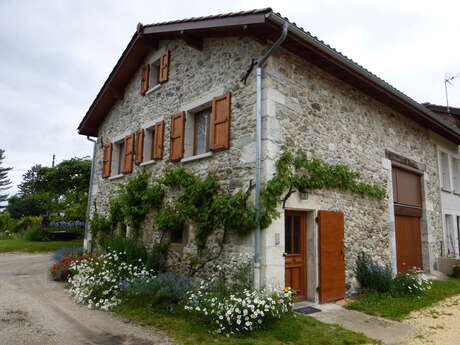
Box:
(306, 305, 415, 345)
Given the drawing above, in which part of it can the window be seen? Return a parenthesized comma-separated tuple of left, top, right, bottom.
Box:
(170, 226, 184, 244)
(116, 141, 125, 175)
(140, 51, 170, 95)
(441, 151, 451, 190)
(193, 108, 211, 156)
(452, 158, 460, 193)
(445, 214, 456, 256)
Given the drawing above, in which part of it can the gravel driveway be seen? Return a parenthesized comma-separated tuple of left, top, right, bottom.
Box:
(0, 253, 173, 345)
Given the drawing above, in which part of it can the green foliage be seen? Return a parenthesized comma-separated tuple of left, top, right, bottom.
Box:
(89, 212, 112, 237)
(100, 235, 167, 273)
(9, 157, 91, 220)
(23, 225, 49, 241)
(112, 172, 164, 230)
(154, 207, 184, 233)
(355, 252, 393, 293)
(259, 151, 386, 228)
(0, 212, 13, 231)
(0, 149, 12, 206)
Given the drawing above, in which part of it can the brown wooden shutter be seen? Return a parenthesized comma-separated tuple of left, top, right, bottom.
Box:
(211, 92, 231, 151)
(135, 129, 144, 165)
(318, 210, 345, 303)
(141, 65, 150, 95)
(122, 134, 135, 173)
(158, 51, 170, 83)
(169, 112, 185, 162)
(152, 120, 165, 160)
(102, 143, 112, 178)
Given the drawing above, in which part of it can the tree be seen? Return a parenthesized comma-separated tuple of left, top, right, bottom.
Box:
(0, 149, 12, 208)
(9, 157, 91, 220)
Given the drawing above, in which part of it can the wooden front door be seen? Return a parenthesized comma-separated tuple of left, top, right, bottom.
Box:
(284, 211, 307, 301)
(318, 210, 345, 303)
(392, 164, 423, 273)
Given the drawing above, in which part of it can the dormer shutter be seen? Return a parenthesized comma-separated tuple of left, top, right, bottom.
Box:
(158, 51, 170, 83)
(102, 144, 112, 178)
(141, 65, 150, 95)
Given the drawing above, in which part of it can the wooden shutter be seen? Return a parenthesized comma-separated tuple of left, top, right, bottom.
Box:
(152, 120, 165, 160)
(211, 92, 231, 151)
(141, 65, 150, 95)
(102, 144, 112, 178)
(318, 210, 345, 303)
(135, 129, 144, 165)
(169, 112, 185, 162)
(158, 51, 170, 83)
(122, 134, 135, 173)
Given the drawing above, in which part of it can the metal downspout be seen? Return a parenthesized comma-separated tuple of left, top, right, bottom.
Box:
(254, 22, 289, 289)
(84, 136, 97, 252)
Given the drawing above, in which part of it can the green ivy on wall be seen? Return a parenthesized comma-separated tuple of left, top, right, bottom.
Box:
(89, 150, 386, 252)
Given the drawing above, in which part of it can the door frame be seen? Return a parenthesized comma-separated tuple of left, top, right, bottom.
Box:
(284, 210, 308, 301)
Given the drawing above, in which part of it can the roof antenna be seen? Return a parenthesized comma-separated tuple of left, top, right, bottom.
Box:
(444, 72, 459, 113)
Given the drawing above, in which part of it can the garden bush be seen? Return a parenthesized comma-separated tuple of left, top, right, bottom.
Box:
(355, 252, 393, 293)
(392, 269, 432, 296)
(68, 250, 153, 310)
(23, 225, 49, 241)
(185, 286, 295, 335)
(50, 246, 85, 281)
(100, 235, 167, 273)
(120, 272, 191, 311)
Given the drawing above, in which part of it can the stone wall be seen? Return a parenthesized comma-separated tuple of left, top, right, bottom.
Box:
(260, 46, 443, 297)
(88, 37, 265, 273)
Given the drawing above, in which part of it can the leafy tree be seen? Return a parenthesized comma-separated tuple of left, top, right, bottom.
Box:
(9, 157, 91, 220)
(0, 149, 12, 208)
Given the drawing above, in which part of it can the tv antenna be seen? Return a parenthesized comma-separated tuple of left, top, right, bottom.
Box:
(444, 72, 460, 113)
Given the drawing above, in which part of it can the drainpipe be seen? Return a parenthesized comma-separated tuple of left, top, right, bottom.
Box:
(254, 22, 289, 289)
(84, 136, 97, 252)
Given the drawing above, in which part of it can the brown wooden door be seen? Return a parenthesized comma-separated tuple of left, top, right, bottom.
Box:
(284, 211, 307, 301)
(318, 210, 345, 303)
(395, 214, 423, 273)
(392, 165, 423, 273)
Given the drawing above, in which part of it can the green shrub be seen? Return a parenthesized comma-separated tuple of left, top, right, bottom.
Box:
(23, 225, 49, 241)
(355, 252, 393, 293)
(392, 270, 432, 296)
(100, 235, 167, 273)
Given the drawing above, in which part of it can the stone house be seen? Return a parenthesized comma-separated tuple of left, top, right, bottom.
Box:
(78, 8, 460, 303)
(423, 103, 460, 258)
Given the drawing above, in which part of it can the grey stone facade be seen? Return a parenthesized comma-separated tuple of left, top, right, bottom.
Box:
(87, 35, 446, 298)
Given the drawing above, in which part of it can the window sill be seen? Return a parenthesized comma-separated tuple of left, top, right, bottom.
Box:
(441, 187, 452, 193)
(140, 159, 157, 167)
(181, 151, 213, 163)
(453, 191, 460, 196)
(108, 174, 124, 181)
(145, 84, 162, 95)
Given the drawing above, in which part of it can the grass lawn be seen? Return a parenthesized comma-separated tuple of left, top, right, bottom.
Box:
(0, 238, 83, 253)
(347, 279, 460, 321)
(115, 305, 378, 345)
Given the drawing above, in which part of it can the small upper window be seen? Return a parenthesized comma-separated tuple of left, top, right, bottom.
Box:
(441, 152, 451, 190)
(452, 157, 460, 193)
(194, 108, 211, 156)
(140, 51, 170, 95)
(148, 60, 161, 90)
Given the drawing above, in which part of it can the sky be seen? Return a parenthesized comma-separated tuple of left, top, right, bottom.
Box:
(1, 0, 459, 197)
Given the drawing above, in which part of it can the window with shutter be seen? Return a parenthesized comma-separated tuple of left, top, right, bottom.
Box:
(122, 134, 134, 173)
(211, 92, 231, 151)
(102, 144, 112, 178)
(169, 112, 185, 162)
(452, 157, 460, 193)
(141, 65, 150, 95)
(153, 120, 165, 160)
(135, 129, 144, 165)
(441, 152, 451, 190)
(158, 51, 170, 83)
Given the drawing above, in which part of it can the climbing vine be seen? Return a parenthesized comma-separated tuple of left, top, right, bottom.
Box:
(90, 150, 386, 255)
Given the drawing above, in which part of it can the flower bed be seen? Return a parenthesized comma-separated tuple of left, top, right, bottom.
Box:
(185, 286, 295, 335)
(68, 251, 153, 310)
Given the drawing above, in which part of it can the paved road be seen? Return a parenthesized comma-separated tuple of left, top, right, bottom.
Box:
(0, 253, 173, 345)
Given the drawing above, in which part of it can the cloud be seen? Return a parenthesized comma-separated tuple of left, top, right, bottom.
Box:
(1, 0, 459, 197)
